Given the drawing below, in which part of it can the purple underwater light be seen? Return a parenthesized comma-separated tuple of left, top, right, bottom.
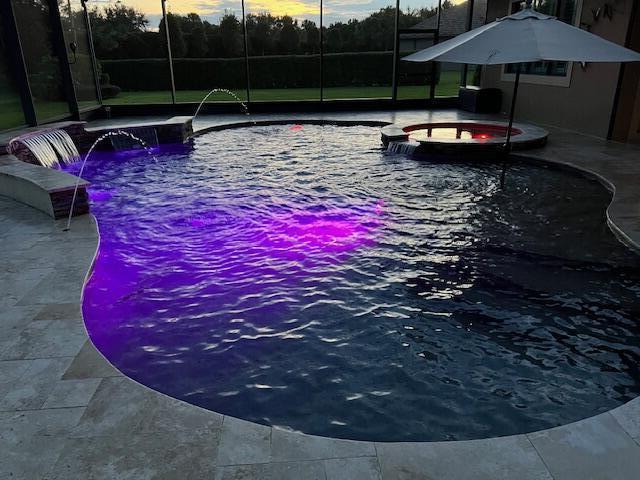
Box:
(262, 204, 383, 254)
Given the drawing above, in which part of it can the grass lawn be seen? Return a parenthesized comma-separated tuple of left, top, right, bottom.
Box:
(0, 101, 26, 130)
(0, 100, 76, 130)
(0, 72, 461, 127)
(0, 88, 82, 130)
(0, 87, 26, 130)
(105, 72, 461, 105)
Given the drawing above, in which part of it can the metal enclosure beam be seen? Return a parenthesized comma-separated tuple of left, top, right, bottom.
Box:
(430, 0, 442, 100)
(241, 0, 251, 104)
(461, 0, 475, 86)
(161, 0, 177, 104)
(48, 0, 80, 119)
(320, 0, 324, 102)
(81, 0, 103, 104)
(391, 0, 401, 101)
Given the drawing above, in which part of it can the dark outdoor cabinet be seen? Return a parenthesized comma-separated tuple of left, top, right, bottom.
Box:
(458, 86, 502, 113)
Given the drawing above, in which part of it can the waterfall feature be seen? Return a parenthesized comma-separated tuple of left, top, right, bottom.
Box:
(387, 141, 419, 156)
(65, 130, 158, 231)
(8, 129, 80, 168)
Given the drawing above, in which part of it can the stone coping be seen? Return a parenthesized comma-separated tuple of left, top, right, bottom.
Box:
(189, 119, 391, 144)
(0, 155, 88, 194)
(2, 110, 640, 479)
(0, 155, 89, 219)
(83, 115, 193, 133)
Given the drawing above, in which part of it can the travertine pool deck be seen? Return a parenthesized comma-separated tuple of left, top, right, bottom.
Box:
(1, 109, 640, 479)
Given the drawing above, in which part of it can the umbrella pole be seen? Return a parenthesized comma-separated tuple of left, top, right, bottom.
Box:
(500, 63, 521, 188)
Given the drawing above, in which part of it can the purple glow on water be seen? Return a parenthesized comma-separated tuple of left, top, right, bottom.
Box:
(186, 203, 383, 257)
(263, 206, 382, 254)
(111, 146, 160, 158)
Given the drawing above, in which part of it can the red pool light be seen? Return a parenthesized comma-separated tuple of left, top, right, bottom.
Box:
(289, 125, 304, 132)
(472, 132, 493, 140)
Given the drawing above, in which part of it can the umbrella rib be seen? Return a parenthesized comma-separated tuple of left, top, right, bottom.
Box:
(530, 19, 543, 62)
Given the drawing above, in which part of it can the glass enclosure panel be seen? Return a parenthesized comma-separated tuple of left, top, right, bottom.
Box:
(0, 11, 26, 129)
(397, 1, 440, 100)
(166, 1, 248, 104)
(462, 0, 487, 88)
(466, 64, 482, 86)
(433, 0, 471, 97)
(12, 0, 70, 121)
(88, 0, 172, 104)
(323, 1, 395, 99)
(245, 1, 320, 101)
(60, 0, 100, 109)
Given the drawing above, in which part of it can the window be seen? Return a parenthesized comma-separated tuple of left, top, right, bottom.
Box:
(502, 0, 583, 87)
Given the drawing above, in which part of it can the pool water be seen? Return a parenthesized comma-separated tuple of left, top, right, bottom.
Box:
(69, 124, 640, 441)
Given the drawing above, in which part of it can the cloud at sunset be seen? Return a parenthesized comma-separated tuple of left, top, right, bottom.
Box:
(92, 0, 460, 26)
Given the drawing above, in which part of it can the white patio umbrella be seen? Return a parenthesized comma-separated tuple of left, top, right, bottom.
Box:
(403, 0, 640, 154)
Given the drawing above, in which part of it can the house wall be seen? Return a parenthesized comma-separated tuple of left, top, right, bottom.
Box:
(610, 1, 640, 142)
(625, 80, 640, 141)
(481, 0, 635, 139)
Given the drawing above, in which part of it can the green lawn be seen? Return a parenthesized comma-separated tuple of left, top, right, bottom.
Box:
(0, 100, 77, 130)
(0, 89, 88, 131)
(0, 100, 26, 130)
(0, 72, 461, 128)
(0, 85, 26, 130)
(105, 84, 457, 105)
(105, 72, 461, 105)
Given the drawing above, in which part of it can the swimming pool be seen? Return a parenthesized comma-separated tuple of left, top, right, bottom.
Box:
(68, 123, 640, 442)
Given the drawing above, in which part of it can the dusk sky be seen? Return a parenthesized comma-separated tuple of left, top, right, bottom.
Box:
(89, 0, 460, 27)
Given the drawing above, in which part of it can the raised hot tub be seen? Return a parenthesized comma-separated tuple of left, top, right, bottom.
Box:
(381, 120, 548, 156)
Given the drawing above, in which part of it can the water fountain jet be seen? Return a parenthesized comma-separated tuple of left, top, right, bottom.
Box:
(64, 130, 157, 232)
(192, 88, 254, 127)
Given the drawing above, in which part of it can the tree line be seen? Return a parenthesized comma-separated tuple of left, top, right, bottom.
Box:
(89, 2, 455, 60)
